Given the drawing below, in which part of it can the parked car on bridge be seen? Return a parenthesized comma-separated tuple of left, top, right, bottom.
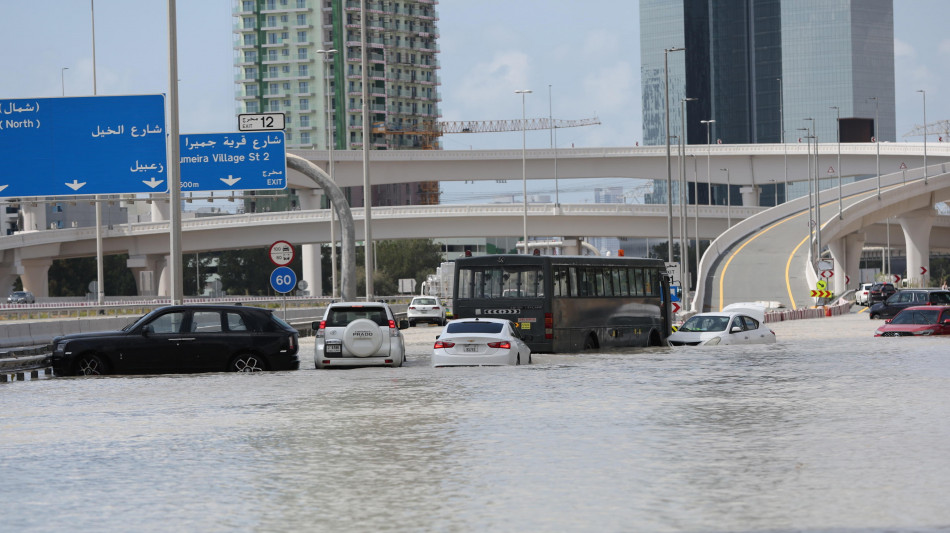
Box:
(407, 296, 447, 326)
(874, 305, 950, 337)
(314, 302, 409, 368)
(6, 291, 35, 304)
(51, 305, 300, 376)
(855, 283, 874, 306)
(868, 283, 896, 305)
(432, 318, 531, 367)
(668, 307, 776, 346)
(868, 289, 950, 319)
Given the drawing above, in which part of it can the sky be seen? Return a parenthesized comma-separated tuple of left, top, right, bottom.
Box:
(2, 0, 949, 204)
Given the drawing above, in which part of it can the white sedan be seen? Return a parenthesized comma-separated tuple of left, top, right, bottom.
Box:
(432, 318, 531, 367)
(669, 309, 776, 346)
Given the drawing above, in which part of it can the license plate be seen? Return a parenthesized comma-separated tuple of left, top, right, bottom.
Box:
(464, 345, 478, 353)
(326, 344, 341, 353)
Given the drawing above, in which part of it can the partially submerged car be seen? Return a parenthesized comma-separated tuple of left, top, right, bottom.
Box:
(314, 302, 409, 368)
(874, 305, 950, 337)
(669, 304, 776, 346)
(432, 317, 531, 367)
(51, 305, 300, 376)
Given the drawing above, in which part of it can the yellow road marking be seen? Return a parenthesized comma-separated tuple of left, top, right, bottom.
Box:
(719, 186, 896, 311)
(718, 210, 805, 311)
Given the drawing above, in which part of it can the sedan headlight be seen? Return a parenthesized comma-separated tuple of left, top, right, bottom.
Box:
(702, 336, 722, 346)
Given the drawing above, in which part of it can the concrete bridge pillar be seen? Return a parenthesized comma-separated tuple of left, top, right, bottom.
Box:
(155, 255, 171, 298)
(127, 254, 164, 297)
(150, 198, 169, 222)
(1, 252, 17, 295)
(897, 208, 935, 287)
(297, 189, 324, 297)
(827, 232, 865, 296)
(20, 203, 47, 232)
(17, 257, 52, 298)
(740, 186, 759, 207)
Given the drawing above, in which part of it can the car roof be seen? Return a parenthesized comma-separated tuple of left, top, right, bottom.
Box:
(153, 304, 269, 313)
(451, 318, 511, 324)
(327, 301, 390, 309)
(899, 305, 950, 311)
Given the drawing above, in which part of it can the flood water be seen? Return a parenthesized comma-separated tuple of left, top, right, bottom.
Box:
(2, 313, 949, 532)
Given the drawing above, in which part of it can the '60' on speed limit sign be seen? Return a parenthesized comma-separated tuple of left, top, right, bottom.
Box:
(269, 240, 294, 266)
(270, 267, 297, 294)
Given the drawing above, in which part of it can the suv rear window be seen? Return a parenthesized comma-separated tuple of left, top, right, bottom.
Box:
(326, 307, 388, 327)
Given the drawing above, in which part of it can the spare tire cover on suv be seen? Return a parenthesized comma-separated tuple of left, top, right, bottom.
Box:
(342, 318, 385, 357)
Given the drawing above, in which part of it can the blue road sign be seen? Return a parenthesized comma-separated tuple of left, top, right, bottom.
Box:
(179, 131, 287, 192)
(0, 95, 166, 198)
(270, 266, 297, 294)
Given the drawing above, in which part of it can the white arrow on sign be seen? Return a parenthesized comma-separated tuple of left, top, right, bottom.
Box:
(0, 185, 7, 193)
(220, 175, 242, 187)
(142, 178, 164, 189)
(65, 180, 86, 191)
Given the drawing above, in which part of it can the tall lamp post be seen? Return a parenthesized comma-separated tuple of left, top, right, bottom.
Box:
(777, 77, 786, 204)
(516, 89, 532, 254)
(918, 89, 927, 184)
(679, 96, 696, 306)
(831, 106, 842, 219)
(701, 119, 715, 205)
(549, 84, 559, 206)
(720, 168, 731, 228)
(317, 48, 338, 297)
(870, 96, 880, 199)
(60, 67, 68, 96)
(664, 46, 685, 264)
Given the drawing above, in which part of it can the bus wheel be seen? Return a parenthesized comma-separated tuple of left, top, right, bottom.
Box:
(583, 334, 598, 350)
(648, 330, 662, 347)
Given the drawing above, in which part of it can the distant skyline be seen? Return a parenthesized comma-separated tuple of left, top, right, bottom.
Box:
(2, 1, 948, 204)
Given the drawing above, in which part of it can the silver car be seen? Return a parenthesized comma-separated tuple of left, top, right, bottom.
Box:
(314, 302, 409, 368)
(7, 291, 35, 304)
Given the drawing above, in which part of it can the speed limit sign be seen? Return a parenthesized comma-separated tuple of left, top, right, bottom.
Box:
(269, 240, 294, 266)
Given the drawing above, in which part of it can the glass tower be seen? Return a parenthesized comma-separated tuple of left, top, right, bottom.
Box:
(640, 0, 895, 147)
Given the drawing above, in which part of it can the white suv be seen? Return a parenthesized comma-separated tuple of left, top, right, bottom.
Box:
(407, 296, 447, 326)
(855, 282, 874, 306)
(314, 302, 408, 368)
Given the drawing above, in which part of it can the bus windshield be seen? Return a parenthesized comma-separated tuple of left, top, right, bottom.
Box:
(457, 266, 543, 299)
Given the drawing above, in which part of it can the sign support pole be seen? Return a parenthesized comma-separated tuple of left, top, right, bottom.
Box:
(167, 0, 183, 305)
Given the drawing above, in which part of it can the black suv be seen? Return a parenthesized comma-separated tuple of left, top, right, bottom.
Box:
(868, 289, 950, 319)
(51, 305, 300, 376)
(868, 283, 896, 305)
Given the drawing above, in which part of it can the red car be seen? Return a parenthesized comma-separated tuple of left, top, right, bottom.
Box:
(874, 305, 950, 337)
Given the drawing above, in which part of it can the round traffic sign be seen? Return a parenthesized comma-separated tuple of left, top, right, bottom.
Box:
(269, 240, 295, 267)
(816, 280, 827, 291)
(270, 266, 297, 294)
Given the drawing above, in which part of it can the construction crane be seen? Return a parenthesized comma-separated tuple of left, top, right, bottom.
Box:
(373, 116, 601, 150)
(903, 119, 950, 140)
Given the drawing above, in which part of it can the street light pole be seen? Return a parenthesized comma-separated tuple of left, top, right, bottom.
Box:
(317, 48, 338, 298)
(549, 84, 559, 206)
(918, 89, 928, 184)
(778, 77, 786, 204)
(60, 67, 68, 96)
(869, 96, 881, 199)
(720, 168, 731, 227)
(516, 89, 532, 254)
(679, 97, 696, 306)
(831, 106, 842, 219)
(664, 46, 685, 264)
(701, 119, 715, 206)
